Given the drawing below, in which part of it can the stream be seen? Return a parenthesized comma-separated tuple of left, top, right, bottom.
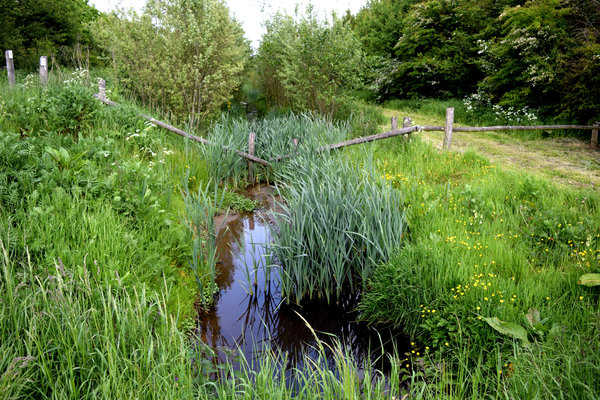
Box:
(195, 185, 409, 374)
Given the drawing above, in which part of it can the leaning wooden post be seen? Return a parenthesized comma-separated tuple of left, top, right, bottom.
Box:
(98, 79, 106, 101)
(39, 56, 48, 85)
(443, 108, 455, 150)
(5, 50, 15, 87)
(248, 132, 256, 183)
(391, 116, 398, 131)
(403, 117, 412, 140)
(592, 122, 599, 150)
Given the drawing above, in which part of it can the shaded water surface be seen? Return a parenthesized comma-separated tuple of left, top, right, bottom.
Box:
(196, 185, 409, 372)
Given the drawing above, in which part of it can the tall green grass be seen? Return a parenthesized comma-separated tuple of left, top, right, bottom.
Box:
(358, 135, 600, 398)
(268, 151, 405, 304)
(201, 113, 348, 186)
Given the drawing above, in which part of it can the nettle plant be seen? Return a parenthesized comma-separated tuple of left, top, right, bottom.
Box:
(41, 70, 101, 136)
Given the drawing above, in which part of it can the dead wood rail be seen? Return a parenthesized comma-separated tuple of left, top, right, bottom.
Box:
(93, 92, 271, 167)
(435, 108, 599, 150)
(94, 79, 599, 176)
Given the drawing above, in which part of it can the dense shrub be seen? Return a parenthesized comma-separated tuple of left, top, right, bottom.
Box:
(92, 0, 250, 127)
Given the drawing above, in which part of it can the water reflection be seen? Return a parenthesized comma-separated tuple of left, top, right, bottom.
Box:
(195, 185, 409, 374)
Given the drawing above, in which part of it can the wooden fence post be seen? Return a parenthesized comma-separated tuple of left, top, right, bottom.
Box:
(5, 50, 15, 87)
(592, 122, 599, 150)
(39, 56, 48, 85)
(443, 108, 454, 150)
(98, 79, 106, 100)
(403, 117, 412, 140)
(391, 116, 398, 131)
(248, 132, 256, 183)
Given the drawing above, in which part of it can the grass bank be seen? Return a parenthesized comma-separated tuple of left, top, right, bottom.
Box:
(2, 69, 599, 398)
(359, 134, 600, 398)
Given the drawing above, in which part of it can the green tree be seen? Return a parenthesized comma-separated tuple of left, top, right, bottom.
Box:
(558, 0, 600, 123)
(374, 0, 520, 99)
(478, 0, 572, 113)
(0, 0, 99, 70)
(93, 0, 250, 126)
(353, 0, 416, 58)
(257, 5, 363, 118)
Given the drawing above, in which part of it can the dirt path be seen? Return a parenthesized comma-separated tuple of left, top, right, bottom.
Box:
(380, 108, 600, 189)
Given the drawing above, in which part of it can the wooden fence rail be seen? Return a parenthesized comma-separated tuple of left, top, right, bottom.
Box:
(93, 93, 272, 167)
(91, 79, 598, 164)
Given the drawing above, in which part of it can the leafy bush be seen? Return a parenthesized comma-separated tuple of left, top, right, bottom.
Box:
(258, 5, 363, 118)
(92, 0, 250, 127)
(41, 78, 101, 135)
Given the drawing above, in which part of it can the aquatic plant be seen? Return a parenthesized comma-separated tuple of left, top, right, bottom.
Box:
(180, 173, 227, 310)
(269, 151, 405, 304)
(202, 113, 348, 186)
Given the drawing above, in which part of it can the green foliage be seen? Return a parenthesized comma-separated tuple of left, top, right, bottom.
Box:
(0, 0, 99, 70)
(44, 146, 88, 171)
(359, 136, 600, 398)
(478, 0, 571, 113)
(355, 0, 600, 125)
(201, 113, 348, 186)
(578, 274, 600, 287)
(92, 0, 250, 127)
(220, 190, 257, 213)
(258, 5, 363, 119)
(353, 0, 416, 58)
(270, 152, 405, 304)
(1, 69, 101, 137)
(42, 78, 101, 135)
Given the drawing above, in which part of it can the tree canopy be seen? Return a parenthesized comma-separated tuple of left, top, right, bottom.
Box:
(354, 0, 600, 124)
(0, 0, 99, 70)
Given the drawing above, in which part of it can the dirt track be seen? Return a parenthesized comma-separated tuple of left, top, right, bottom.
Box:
(381, 108, 600, 189)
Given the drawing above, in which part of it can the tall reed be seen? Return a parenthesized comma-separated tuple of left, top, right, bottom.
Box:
(180, 171, 227, 310)
(268, 151, 405, 304)
(203, 113, 349, 186)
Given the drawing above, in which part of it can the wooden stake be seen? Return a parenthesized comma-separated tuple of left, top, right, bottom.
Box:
(443, 108, 454, 150)
(248, 132, 256, 182)
(292, 138, 298, 151)
(39, 56, 48, 85)
(98, 79, 106, 100)
(391, 116, 398, 131)
(403, 117, 412, 141)
(5, 50, 15, 87)
(592, 122, 599, 150)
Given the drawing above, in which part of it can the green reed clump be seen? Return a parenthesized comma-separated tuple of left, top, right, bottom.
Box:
(180, 172, 228, 310)
(203, 113, 348, 186)
(268, 152, 405, 304)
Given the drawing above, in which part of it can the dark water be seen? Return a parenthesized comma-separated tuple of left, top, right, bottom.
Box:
(195, 185, 409, 374)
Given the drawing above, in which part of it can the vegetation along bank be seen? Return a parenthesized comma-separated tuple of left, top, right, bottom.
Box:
(1, 0, 599, 398)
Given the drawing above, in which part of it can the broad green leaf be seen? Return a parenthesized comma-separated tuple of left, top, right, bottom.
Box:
(59, 147, 70, 163)
(484, 317, 529, 345)
(577, 274, 600, 286)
